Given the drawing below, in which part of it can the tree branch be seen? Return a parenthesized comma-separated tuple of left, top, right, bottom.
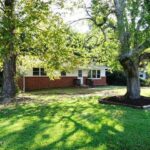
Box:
(0, 0, 4, 11)
(134, 38, 150, 53)
(0, 0, 4, 7)
(100, 27, 106, 42)
(70, 3, 114, 28)
(84, 32, 106, 51)
(84, 5, 92, 18)
(139, 53, 150, 62)
(70, 17, 92, 25)
(136, 4, 146, 31)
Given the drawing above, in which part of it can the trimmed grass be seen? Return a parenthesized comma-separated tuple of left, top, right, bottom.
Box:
(0, 86, 150, 150)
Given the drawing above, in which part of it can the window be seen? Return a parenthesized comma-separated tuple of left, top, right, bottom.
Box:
(33, 68, 46, 76)
(33, 68, 40, 76)
(140, 74, 143, 78)
(41, 68, 46, 76)
(78, 70, 82, 77)
(92, 70, 96, 78)
(61, 71, 66, 76)
(88, 70, 91, 78)
(88, 70, 101, 79)
(97, 70, 101, 78)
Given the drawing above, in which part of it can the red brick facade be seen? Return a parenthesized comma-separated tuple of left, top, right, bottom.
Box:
(19, 77, 77, 91)
(18, 76, 107, 91)
(92, 77, 107, 86)
(83, 77, 88, 84)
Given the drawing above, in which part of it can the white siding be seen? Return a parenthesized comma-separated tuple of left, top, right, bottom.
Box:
(26, 69, 33, 76)
(139, 71, 147, 80)
(101, 68, 106, 77)
(24, 66, 107, 77)
(66, 68, 106, 77)
(65, 70, 77, 77)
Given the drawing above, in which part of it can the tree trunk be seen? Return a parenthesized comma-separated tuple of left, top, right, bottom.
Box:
(1, 0, 16, 101)
(121, 59, 141, 100)
(2, 55, 17, 99)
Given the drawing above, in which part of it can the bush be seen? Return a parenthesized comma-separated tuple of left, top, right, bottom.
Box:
(86, 79, 93, 87)
(140, 79, 150, 86)
(73, 79, 81, 86)
(106, 71, 127, 86)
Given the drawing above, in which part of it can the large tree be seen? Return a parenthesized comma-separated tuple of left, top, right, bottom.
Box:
(0, 0, 80, 101)
(85, 0, 150, 99)
(114, 0, 150, 99)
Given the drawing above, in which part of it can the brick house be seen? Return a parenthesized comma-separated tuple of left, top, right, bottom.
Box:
(18, 66, 107, 91)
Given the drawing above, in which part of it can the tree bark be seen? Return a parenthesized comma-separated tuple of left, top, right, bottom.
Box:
(114, 0, 142, 100)
(1, 0, 17, 101)
(2, 55, 17, 98)
(120, 59, 141, 100)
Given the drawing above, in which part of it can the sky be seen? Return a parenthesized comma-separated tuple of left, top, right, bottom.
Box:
(65, 9, 90, 33)
(52, 0, 91, 33)
(64, 0, 91, 33)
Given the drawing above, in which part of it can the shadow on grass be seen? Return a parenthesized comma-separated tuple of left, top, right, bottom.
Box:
(0, 97, 150, 150)
(27, 86, 125, 96)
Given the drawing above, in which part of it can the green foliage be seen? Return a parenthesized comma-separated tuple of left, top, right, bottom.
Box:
(88, 0, 150, 72)
(0, 0, 88, 78)
(147, 63, 150, 74)
(0, 58, 2, 71)
(66, 27, 121, 70)
(125, 0, 150, 50)
(17, 30, 90, 78)
(83, 27, 121, 70)
(107, 71, 127, 86)
(91, 0, 111, 25)
(140, 78, 150, 87)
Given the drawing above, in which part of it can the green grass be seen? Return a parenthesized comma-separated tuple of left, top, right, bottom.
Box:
(0, 86, 150, 150)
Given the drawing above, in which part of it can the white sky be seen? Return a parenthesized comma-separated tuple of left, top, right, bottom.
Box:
(64, 0, 91, 33)
(52, 0, 91, 33)
(65, 9, 90, 33)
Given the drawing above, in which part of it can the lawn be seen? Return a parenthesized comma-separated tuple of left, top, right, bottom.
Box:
(0, 86, 150, 150)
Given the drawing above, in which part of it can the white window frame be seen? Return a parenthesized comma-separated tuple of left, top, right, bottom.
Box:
(33, 68, 46, 76)
(88, 70, 101, 79)
(78, 70, 83, 77)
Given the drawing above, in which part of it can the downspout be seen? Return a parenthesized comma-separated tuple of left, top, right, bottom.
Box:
(23, 76, 25, 92)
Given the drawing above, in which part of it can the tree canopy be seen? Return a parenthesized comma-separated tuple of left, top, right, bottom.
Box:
(0, 0, 88, 99)
(71, 0, 150, 99)
(90, 0, 150, 99)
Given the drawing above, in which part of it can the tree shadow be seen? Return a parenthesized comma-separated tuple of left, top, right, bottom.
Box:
(0, 98, 150, 150)
(28, 86, 125, 96)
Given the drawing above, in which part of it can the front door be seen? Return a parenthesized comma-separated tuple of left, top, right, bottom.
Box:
(78, 70, 83, 85)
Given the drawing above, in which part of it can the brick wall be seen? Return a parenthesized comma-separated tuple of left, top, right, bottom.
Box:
(18, 76, 107, 91)
(83, 77, 88, 85)
(18, 77, 77, 91)
(92, 77, 107, 86)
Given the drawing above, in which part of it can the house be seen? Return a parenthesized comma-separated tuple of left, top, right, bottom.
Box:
(139, 71, 149, 80)
(139, 71, 147, 80)
(18, 66, 107, 91)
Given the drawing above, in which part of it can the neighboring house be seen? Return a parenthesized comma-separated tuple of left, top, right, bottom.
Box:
(18, 66, 107, 91)
(139, 71, 148, 80)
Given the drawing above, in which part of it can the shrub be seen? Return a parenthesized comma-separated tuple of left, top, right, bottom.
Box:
(106, 71, 127, 86)
(140, 78, 150, 86)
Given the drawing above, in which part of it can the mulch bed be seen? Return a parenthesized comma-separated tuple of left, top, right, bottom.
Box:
(99, 96, 150, 109)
